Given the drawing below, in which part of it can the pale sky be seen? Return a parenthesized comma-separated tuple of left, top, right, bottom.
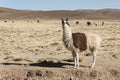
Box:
(0, 0, 120, 10)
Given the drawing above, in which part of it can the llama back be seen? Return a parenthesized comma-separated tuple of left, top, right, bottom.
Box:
(72, 33, 87, 52)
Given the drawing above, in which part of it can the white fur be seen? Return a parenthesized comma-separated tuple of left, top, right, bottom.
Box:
(62, 19, 102, 68)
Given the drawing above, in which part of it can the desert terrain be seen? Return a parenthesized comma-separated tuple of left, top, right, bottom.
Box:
(0, 8, 120, 80)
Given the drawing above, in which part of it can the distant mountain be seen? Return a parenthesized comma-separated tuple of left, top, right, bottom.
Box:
(75, 9, 97, 11)
(99, 8, 120, 11)
(76, 8, 120, 11)
(0, 7, 22, 13)
(0, 7, 120, 20)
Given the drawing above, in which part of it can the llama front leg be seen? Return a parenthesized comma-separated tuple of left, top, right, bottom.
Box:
(72, 50, 79, 68)
(72, 51, 77, 68)
(76, 52, 79, 68)
(91, 49, 97, 68)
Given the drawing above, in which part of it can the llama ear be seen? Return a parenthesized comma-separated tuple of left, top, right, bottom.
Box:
(61, 18, 64, 21)
(66, 18, 68, 21)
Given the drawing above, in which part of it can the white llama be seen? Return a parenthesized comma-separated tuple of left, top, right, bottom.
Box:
(61, 18, 102, 68)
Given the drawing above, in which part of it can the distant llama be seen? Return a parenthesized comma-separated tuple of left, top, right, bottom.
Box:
(95, 23, 97, 26)
(4, 20, 7, 23)
(102, 21, 104, 26)
(37, 20, 40, 23)
(87, 21, 91, 26)
(61, 18, 102, 68)
(76, 21, 79, 25)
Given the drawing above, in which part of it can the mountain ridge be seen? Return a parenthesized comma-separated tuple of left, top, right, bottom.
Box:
(0, 7, 120, 20)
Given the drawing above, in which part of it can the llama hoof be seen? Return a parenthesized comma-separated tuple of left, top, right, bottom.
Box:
(90, 66, 94, 68)
(74, 66, 79, 69)
(74, 67, 77, 69)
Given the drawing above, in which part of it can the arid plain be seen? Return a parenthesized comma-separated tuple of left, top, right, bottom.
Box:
(0, 19, 120, 80)
(0, 7, 120, 80)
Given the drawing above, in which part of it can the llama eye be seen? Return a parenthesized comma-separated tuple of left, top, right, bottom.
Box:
(62, 21, 64, 24)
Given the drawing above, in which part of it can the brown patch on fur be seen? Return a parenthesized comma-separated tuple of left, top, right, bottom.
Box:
(72, 33, 87, 52)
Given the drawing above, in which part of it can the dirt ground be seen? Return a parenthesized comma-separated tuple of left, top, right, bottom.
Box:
(0, 19, 120, 80)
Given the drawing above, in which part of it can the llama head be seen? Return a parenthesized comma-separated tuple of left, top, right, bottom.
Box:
(61, 18, 70, 28)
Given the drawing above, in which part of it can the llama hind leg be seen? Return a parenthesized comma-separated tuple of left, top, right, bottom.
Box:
(91, 49, 97, 68)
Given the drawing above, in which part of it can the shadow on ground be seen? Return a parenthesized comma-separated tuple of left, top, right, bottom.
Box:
(1, 59, 88, 68)
(29, 61, 73, 68)
(1, 60, 73, 68)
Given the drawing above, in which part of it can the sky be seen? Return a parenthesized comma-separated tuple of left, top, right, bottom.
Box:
(0, 0, 120, 10)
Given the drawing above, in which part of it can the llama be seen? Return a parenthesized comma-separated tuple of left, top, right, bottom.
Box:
(102, 21, 104, 26)
(87, 21, 91, 26)
(37, 20, 40, 23)
(76, 21, 79, 25)
(4, 20, 7, 23)
(61, 18, 102, 68)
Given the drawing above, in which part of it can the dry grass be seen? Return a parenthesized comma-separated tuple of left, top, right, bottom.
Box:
(0, 19, 120, 63)
(0, 19, 120, 79)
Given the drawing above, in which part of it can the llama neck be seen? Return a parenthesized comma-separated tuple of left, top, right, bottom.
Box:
(62, 25, 75, 50)
(63, 25, 72, 40)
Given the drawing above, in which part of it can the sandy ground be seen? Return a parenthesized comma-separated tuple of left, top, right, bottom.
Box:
(0, 19, 120, 80)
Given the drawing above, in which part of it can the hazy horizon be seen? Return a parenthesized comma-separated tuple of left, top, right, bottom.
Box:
(0, 0, 120, 10)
